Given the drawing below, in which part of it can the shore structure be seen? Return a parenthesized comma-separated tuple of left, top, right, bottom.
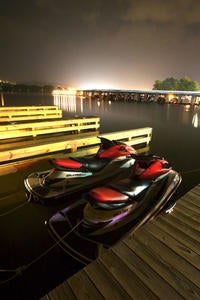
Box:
(79, 88, 200, 105)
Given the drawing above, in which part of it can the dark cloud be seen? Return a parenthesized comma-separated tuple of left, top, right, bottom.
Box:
(1, 0, 200, 88)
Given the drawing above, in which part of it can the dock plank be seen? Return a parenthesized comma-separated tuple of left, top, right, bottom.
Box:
(113, 240, 183, 300)
(174, 203, 200, 223)
(142, 219, 200, 265)
(155, 214, 200, 251)
(167, 207, 200, 231)
(85, 260, 131, 300)
(181, 193, 200, 208)
(179, 196, 200, 213)
(40, 281, 76, 300)
(189, 191, 200, 205)
(123, 234, 200, 300)
(132, 227, 200, 288)
(67, 270, 104, 300)
(99, 249, 160, 300)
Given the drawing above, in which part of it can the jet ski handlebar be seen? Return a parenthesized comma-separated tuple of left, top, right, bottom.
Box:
(131, 153, 166, 161)
(97, 136, 122, 148)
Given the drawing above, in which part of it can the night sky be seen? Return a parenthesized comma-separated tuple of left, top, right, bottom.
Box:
(1, 0, 200, 89)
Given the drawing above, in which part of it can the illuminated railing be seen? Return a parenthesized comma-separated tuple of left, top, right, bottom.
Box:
(0, 117, 100, 140)
(0, 106, 62, 122)
(0, 127, 152, 164)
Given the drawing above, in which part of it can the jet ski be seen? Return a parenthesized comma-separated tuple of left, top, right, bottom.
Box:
(24, 137, 137, 203)
(47, 155, 182, 265)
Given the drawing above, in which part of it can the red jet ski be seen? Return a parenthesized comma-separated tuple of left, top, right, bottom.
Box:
(24, 137, 137, 203)
(47, 155, 182, 264)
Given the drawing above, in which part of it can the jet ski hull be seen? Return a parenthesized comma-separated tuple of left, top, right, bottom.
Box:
(47, 169, 182, 264)
(25, 158, 135, 203)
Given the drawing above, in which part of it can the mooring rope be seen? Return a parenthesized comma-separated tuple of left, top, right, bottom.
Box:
(0, 201, 28, 217)
(0, 219, 83, 285)
(181, 167, 200, 175)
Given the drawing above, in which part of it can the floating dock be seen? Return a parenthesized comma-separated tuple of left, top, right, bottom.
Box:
(0, 105, 62, 122)
(0, 117, 100, 139)
(0, 106, 152, 167)
(0, 127, 152, 175)
(41, 184, 200, 300)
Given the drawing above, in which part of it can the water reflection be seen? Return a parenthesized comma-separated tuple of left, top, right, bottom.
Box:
(53, 95, 113, 116)
(53, 95, 200, 131)
(53, 94, 77, 112)
(192, 107, 200, 128)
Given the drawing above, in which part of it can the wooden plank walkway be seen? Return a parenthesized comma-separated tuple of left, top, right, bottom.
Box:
(41, 184, 200, 300)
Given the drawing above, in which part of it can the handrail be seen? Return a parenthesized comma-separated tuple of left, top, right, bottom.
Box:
(0, 106, 62, 122)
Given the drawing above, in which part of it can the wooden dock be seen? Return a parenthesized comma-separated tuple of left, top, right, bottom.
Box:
(0, 117, 100, 140)
(0, 105, 62, 122)
(0, 127, 152, 165)
(0, 106, 152, 167)
(41, 184, 200, 300)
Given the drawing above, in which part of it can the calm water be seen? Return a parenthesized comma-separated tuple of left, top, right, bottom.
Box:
(0, 93, 200, 299)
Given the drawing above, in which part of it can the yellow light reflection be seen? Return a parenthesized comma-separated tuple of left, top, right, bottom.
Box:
(53, 94, 76, 112)
(52, 88, 77, 95)
(192, 113, 198, 128)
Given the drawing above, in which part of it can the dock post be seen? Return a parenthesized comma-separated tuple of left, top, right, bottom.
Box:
(1, 93, 4, 106)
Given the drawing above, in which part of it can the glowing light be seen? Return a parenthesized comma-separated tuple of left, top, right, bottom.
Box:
(52, 88, 77, 95)
(79, 82, 116, 90)
(184, 104, 190, 111)
(168, 94, 175, 101)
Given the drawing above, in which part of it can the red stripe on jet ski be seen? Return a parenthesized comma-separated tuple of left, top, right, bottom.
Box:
(89, 187, 129, 202)
(52, 158, 82, 168)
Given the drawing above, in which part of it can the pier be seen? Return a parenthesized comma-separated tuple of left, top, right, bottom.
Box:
(81, 89, 200, 105)
(41, 183, 200, 300)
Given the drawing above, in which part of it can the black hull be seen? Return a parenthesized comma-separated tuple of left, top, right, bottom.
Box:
(24, 158, 135, 204)
(47, 170, 182, 264)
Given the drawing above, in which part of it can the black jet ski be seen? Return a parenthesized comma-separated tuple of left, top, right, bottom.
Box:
(47, 155, 182, 264)
(24, 137, 136, 203)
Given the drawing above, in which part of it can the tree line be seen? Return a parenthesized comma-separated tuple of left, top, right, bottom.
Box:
(1, 76, 199, 93)
(0, 82, 55, 94)
(153, 76, 199, 91)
